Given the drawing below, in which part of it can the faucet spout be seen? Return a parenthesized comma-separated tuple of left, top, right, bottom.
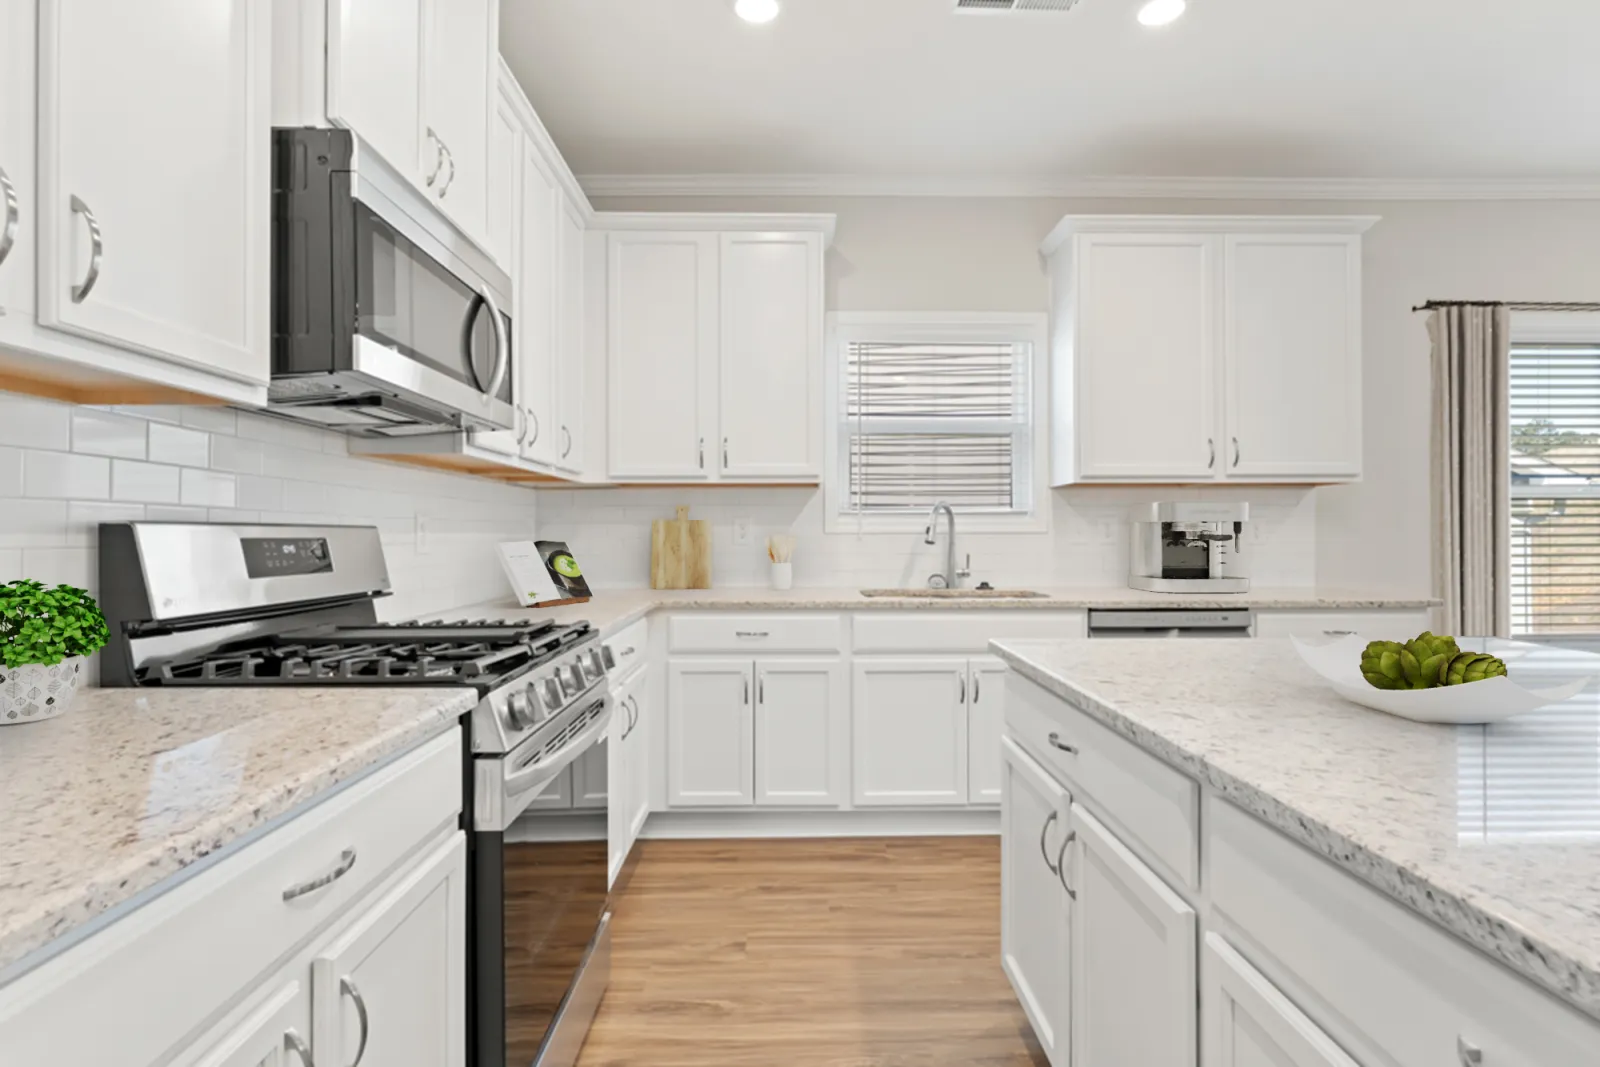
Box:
(926, 502, 959, 589)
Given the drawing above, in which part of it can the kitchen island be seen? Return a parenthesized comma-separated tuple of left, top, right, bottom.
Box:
(990, 637, 1600, 1067)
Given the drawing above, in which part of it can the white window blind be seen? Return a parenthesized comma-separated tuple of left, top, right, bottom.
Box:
(842, 339, 1032, 514)
(1509, 343, 1600, 637)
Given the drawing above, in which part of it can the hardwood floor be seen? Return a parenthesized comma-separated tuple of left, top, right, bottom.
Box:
(577, 836, 1048, 1067)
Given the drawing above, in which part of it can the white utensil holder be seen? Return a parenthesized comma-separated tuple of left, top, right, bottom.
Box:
(770, 561, 793, 591)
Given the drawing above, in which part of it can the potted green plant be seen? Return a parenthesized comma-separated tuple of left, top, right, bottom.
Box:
(0, 580, 109, 724)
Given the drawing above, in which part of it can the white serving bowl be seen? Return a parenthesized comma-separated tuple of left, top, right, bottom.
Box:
(1291, 635, 1596, 725)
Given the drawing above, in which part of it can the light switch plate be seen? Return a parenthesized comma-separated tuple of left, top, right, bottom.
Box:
(733, 517, 752, 546)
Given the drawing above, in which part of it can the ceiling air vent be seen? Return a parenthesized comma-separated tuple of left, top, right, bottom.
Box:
(954, 0, 1081, 12)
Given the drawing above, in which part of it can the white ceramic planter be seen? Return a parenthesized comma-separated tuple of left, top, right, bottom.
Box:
(0, 656, 86, 724)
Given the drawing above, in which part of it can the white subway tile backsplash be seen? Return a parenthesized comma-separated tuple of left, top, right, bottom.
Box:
(25, 451, 110, 500)
(209, 434, 263, 475)
(65, 502, 145, 546)
(0, 446, 21, 497)
(179, 406, 238, 435)
(71, 409, 147, 459)
(0, 397, 71, 450)
(148, 424, 210, 468)
(236, 474, 285, 511)
(0, 501, 68, 549)
(111, 459, 181, 504)
(145, 505, 210, 522)
(180, 468, 236, 508)
(0, 549, 20, 582)
(20, 546, 94, 589)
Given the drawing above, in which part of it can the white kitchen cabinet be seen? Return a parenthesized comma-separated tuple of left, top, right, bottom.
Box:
(35, 0, 269, 385)
(623, 665, 651, 842)
(717, 232, 821, 479)
(966, 655, 1010, 806)
(523, 765, 574, 811)
(1203, 933, 1359, 1067)
(754, 658, 848, 807)
(483, 79, 521, 285)
(174, 979, 313, 1067)
(555, 196, 587, 473)
(573, 738, 609, 810)
(423, 0, 494, 250)
(607, 232, 719, 479)
(1070, 801, 1197, 1067)
(312, 832, 466, 1067)
(0, 0, 33, 325)
(666, 659, 754, 806)
(518, 141, 560, 467)
(1000, 737, 1072, 1067)
(1224, 235, 1362, 480)
(607, 667, 646, 884)
(851, 658, 969, 806)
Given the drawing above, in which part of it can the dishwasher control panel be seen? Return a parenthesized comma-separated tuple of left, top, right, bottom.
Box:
(1088, 609, 1255, 636)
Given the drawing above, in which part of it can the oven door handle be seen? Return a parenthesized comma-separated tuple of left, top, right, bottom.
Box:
(503, 698, 612, 802)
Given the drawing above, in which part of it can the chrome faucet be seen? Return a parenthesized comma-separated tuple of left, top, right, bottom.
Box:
(924, 502, 971, 590)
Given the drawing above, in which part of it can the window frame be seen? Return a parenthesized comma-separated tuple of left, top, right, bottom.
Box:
(1508, 310, 1600, 644)
(823, 311, 1050, 534)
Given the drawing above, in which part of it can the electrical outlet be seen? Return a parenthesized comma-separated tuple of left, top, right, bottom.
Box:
(733, 517, 753, 546)
(416, 516, 430, 554)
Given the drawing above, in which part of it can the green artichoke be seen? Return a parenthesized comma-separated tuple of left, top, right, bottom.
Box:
(1359, 632, 1505, 691)
(1360, 640, 1408, 690)
(1442, 651, 1509, 686)
(1404, 631, 1460, 691)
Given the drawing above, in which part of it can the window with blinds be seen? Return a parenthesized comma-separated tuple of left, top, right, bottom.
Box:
(1509, 343, 1600, 637)
(841, 339, 1033, 514)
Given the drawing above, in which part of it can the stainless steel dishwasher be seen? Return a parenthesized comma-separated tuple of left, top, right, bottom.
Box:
(1087, 609, 1255, 638)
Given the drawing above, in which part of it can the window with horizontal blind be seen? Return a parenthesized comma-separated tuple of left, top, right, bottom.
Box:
(825, 314, 1045, 531)
(1509, 341, 1600, 638)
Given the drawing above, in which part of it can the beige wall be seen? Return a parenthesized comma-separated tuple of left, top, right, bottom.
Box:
(593, 194, 1600, 594)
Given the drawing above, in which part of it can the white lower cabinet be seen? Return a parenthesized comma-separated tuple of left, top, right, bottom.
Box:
(175, 980, 313, 1067)
(1070, 801, 1197, 1067)
(312, 833, 467, 1067)
(1203, 933, 1359, 1067)
(667, 659, 755, 806)
(851, 657, 969, 806)
(754, 658, 848, 807)
(608, 664, 651, 884)
(573, 737, 609, 810)
(966, 655, 1009, 806)
(1000, 737, 1072, 1067)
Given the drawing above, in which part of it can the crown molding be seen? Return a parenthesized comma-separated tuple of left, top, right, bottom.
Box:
(591, 211, 838, 245)
(1038, 214, 1382, 256)
(578, 172, 1600, 202)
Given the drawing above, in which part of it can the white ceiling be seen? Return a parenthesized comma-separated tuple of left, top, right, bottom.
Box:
(500, 0, 1600, 191)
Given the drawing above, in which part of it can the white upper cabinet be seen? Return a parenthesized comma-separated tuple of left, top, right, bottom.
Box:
(483, 81, 522, 282)
(718, 232, 822, 479)
(518, 143, 560, 467)
(608, 232, 720, 479)
(0, 0, 34, 326)
(32, 0, 270, 387)
(1044, 216, 1374, 487)
(326, 0, 425, 191)
(1224, 234, 1363, 480)
(555, 196, 586, 473)
(423, 0, 493, 249)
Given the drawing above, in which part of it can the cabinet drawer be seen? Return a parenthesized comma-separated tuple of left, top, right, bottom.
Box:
(1252, 610, 1432, 640)
(1006, 672, 1198, 891)
(607, 617, 650, 681)
(0, 729, 462, 1067)
(668, 613, 843, 653)
(1208, 798, 1600, 1067)
(852, 611, 1087, 654)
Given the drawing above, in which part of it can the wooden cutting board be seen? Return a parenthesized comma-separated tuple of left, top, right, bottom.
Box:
(651, 506, 712, 589)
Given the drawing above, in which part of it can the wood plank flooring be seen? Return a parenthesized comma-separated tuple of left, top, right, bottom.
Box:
(576, 836, 1048, 1067)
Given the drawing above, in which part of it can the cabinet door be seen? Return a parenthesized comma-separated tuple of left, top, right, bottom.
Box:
(1224, 234, 1362, 480)
(467, 85, 523, 458)
(522, 764, 573, 811)
(519, 143, 559, 465)
(573, 736, 609, 809)
(967, 656, 1009, 806)
(625, 665, 651, 841)
(1203, 933, 1359, 1067)
(606, 674, 633, 887)
(754, 658, 847, 807)
(554, 197, 586, 473)
(718, 232, 820, 479)
(0, 0, 32, 323)
(313, 833, 466, 1067)
(174, 979, 314, 1067)
(666, 659, 753, 806)
(608, 232, 718, 479)
(424, 0, 493, 250)
(1070, 802, 1197, 1067)
(326, 0, 424, 188)
(37, 0, 270, 384)
(1074, 233, 1217, 480)
(851, 658, 969, 806)
(1001, 737, 1072, 1067)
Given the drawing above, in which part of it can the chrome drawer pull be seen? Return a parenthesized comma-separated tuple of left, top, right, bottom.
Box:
(1047, 732, 1078, 755)
(425, 128, 444, 186)
(282, 847, 357, 901)
(1056, 830, 1078, 899)
(1457, 1037, 1483, 1066)
(619, 645, 636, 655)
(1039, 810, 1060, 874)
(69, 195, 102, 304)
(342, 976, 370, 1067)
(284, 1029, 314, 1066)
(1323, 629, 1356, 637)
(734, 631, 770, 638)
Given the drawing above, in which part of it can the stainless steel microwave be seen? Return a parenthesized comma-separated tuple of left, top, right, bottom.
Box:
(268, 127, 515, 436)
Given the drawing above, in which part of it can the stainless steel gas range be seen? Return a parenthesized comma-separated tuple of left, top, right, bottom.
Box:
(98, 522, 615, 1067)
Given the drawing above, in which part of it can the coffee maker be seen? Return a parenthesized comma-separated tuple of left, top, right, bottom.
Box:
(1128, 502, 1250, 593)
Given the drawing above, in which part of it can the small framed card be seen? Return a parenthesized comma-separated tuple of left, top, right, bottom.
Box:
(497, 540, 593, 608)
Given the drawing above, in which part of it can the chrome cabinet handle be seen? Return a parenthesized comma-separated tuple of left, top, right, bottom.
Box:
(1457, 1038, 1483, 1066)
(1056, 830, 1078, 899)
(561, 425, 572, 458)
(973, 673, 981, 703)
(1232, 437, 1241, 468)
(734, 630, 770, 638)
(0, 165, 17, 273)
(758, 675, 765, 704)
(1207, 438, 1215, 470)
(722, 437, 729, 468)
(284, 1029, 314, 1066)
(1039, 809, 1060, 874)
(425, 128, 444, 186)
(515, 407, 527, 445)
(743, 674, 750, 705)
(282, 847, 357, 901)
(1047, 732, 1078, 755)
(630, 694, 639, 729)
(341, 976, 370, 1067)
(69, 195, 102, 304)
(698, 437, 705, 469)
(478, 285, 509, 402)
(957, 673, 966, 704)
(527, 409, 540, 446)
(619, 645, 636, 656)
(438, 142, 456, 197)
(1323, 629, 1356, 637)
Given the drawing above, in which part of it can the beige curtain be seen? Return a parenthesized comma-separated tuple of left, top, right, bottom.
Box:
(1429, 305, 1512, 636)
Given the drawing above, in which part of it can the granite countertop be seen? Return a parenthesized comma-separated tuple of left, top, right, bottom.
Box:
(0, 686, 474, 979)
(990, 637, 1600, 1021)
(438, 586, 1438, 638)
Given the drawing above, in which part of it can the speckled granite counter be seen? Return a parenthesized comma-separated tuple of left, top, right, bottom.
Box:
(0, 686, 473, 977)
(990, 638, 1600, 1021)
(437, 586, 1436, 638)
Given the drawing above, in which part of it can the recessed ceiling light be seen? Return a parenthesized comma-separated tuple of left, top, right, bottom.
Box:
(1137, 0, 1187, 26)
(735, 0, 780, 24)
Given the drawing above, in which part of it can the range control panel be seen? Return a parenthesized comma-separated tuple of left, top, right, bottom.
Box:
(241, 537, 333, 578)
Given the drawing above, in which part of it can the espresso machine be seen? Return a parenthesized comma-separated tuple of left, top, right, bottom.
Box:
(1128, 502, 1250, 593)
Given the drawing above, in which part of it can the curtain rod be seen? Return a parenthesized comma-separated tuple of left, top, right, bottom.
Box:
(1411, 300, 1600, 312)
